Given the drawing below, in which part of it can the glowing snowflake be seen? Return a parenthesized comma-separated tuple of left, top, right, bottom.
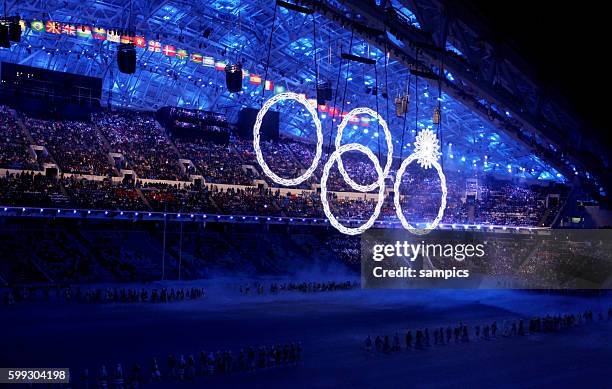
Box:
(413, 129, 441, 169)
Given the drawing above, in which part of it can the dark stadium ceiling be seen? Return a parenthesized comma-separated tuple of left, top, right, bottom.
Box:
(1, 0, 609, 195)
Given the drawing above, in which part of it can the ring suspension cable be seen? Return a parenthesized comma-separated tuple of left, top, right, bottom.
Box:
(327, 38, 345, 156)
(438, 53, 444, 169)
(312, 12, 319, 92)
(311, 10, 322, 156)
(414, 50, 419, 141)
(374, 57, 381, 163)
(338, 28, 355, 148)
(399, 72, 411, 161)
(383, 26, 391, 168)
(261, 2, 278, 105)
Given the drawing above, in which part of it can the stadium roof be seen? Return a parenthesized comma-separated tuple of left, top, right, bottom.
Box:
(1, 0, 609, 195)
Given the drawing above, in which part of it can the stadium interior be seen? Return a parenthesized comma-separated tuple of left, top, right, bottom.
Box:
(0, 0, 610, 388)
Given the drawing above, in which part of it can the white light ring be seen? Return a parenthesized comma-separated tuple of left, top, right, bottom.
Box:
(253, 92, 323, 186)
(334, 107, 393, 192)
(321, 143, 386, 235)
(394, 154, 447, 235)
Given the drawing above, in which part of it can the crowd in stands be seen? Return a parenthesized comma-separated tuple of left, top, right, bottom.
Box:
(476, 180, 549, 226)
(25, 116, 114, 176)
(0, 171, 69, 207)
(95, 111, 185, 180)
(0, 108, 564, 227)
(325, 237, 361, 268)
(517, 239, 612, 287)
(2, 215, 607, 289)
(0, 171, 559, 227)
(0, 105, 38, 170)
(174, 138, 253, 185)
(63, 175, 145, 211)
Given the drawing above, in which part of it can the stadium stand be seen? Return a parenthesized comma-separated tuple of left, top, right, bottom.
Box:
(0, 109, 566, 227)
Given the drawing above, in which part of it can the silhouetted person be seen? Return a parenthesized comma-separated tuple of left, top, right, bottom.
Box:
(405, 330, 413, 348)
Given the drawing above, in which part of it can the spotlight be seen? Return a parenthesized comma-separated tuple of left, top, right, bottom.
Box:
(7, 16, 20, 42)
(117, 43, 136, 74)
(225, 63, 243, 93)
(0, 17, 20, 47)
(394, 95, 409, 117)
(0, 23, 9, 48)
(316, 80, 332, 105)
(433, 106, 441, 124)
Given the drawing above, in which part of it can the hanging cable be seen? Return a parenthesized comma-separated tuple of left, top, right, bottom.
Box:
(312, 12, 319, 89)
(374, 58, 381, 163)
(438, 53, 445, 169)
(261, 3, 278, 105)
(399, 72, 411, 161)
(383, 27, 391, 167)
(414, 50, 419, 139)
(327, 38, 344, 156)
(337, 28, 354, 150)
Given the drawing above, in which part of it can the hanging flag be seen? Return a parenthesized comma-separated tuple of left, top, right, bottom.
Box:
(62, 24, 76, 36)
(176, 49, 188, 60)
(133, 36, 146, 48)
(242, 69, 249, 79)
(274, 85, 286, 94)
(120, 35, 133, 44)
(76, 25, 91, 38)
(92, 27, 107, 40)
(148, 40, 161, 52)
(361, 117, 371, 126)
(249, 74, 262, 85)
(106, 30, 120, 43)
(202, 56, 215, 67)
(19, 19, 26, 32)
(214, 61, 226, 70)
(30, 20, 44, 32)
(162, 45, 176, 57)
(190, 54, 203, 63)
(318, 104, 327, 112)
(45, 21, 61, 34)
(265, 80, 274, 91)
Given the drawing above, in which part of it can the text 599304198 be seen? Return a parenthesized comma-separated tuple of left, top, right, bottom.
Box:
(0, 368, 69, 384)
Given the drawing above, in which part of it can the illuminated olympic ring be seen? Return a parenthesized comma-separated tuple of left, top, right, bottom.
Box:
(253, 92, 323, 186)
(253, 94, 446, 236)
(320, 143, 386, 235)
(393, 153, 447, 235)
(334, 107, 393, 192)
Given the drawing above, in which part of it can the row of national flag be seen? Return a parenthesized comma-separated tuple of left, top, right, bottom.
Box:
(32, 21, 147, 46)
(27, 19, 271, 85)
(22, 19, 374, 125)
(29, 20, 279, 90)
